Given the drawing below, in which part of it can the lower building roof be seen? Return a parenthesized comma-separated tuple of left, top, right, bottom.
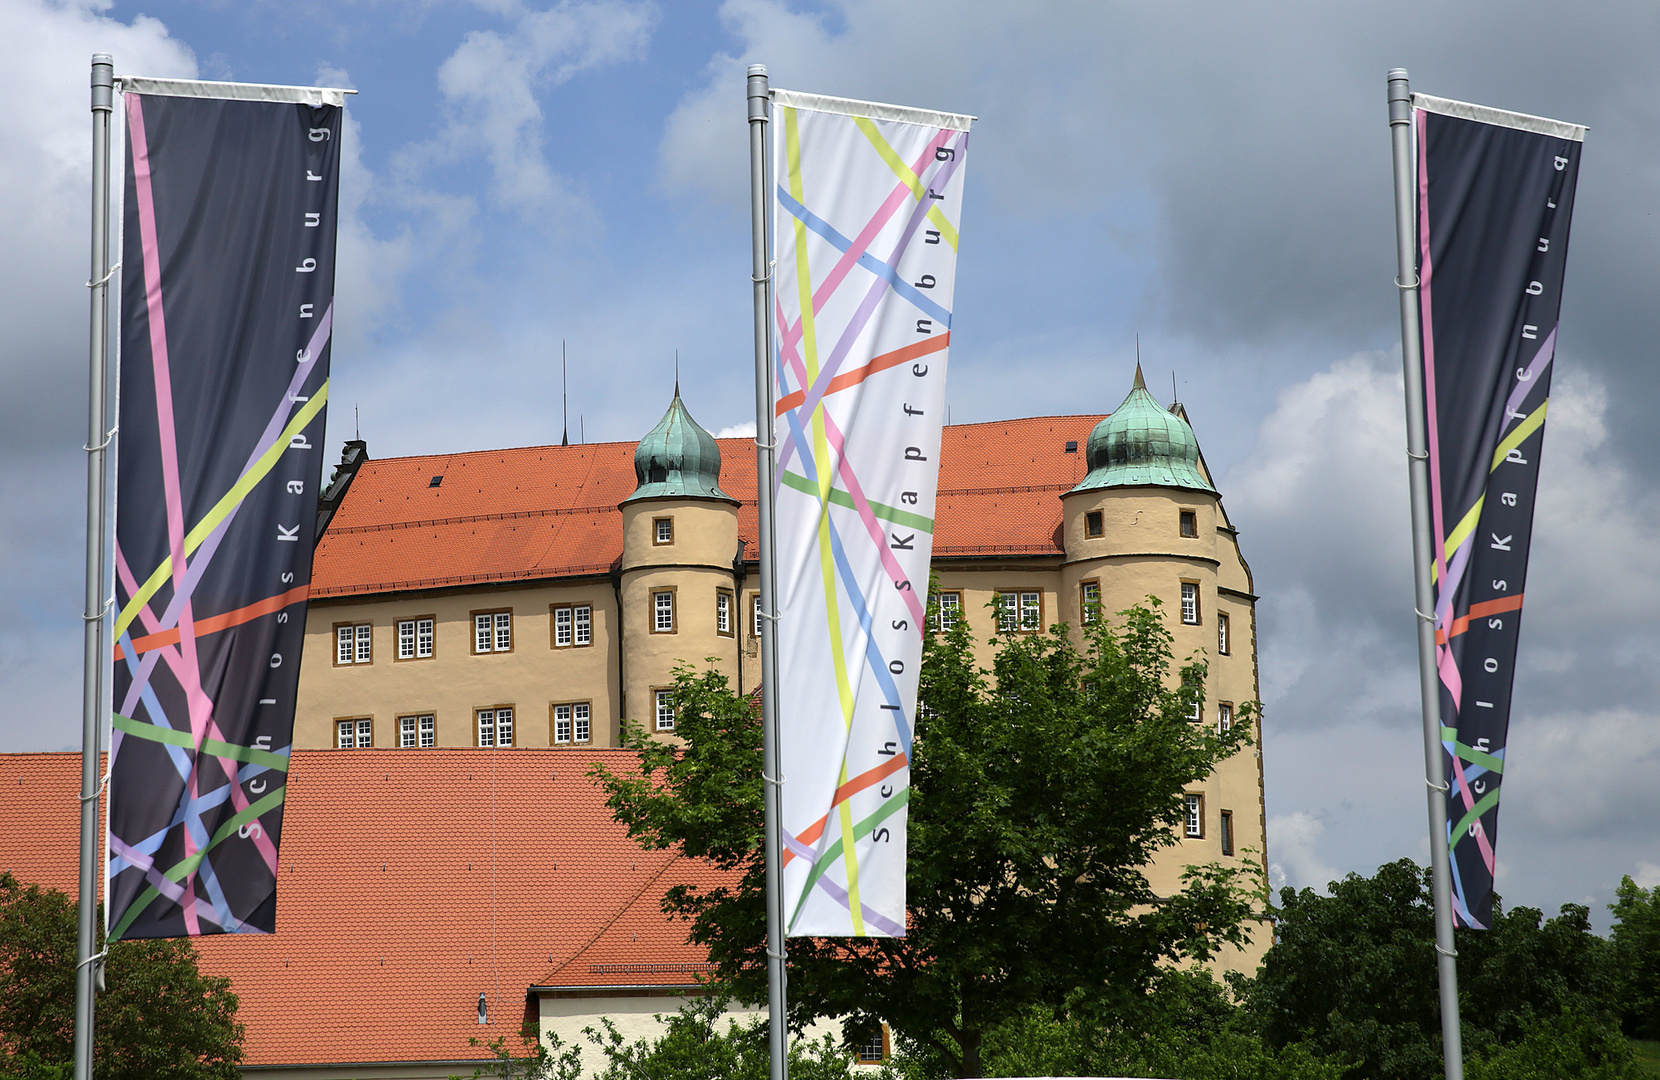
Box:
(0, 749, 736, 1069)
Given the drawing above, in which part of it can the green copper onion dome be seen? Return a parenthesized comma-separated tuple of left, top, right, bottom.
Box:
(623, 388, 736, 504)
(1070, 366, 1217, 495)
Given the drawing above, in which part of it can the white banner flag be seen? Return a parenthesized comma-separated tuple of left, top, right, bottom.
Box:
(771, 88, 971, 937)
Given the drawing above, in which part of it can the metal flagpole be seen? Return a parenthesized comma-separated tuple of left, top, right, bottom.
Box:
(75, 52, 117, 1080)
(747, 63, 788, 1080)
(1387, 67, 1465, 1080)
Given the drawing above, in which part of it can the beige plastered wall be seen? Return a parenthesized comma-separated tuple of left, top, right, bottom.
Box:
(617, 497, 744, 732)
(294, 578, 619, 750)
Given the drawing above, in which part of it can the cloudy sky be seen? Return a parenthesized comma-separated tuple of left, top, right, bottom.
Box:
(3, 0, 1657, 928)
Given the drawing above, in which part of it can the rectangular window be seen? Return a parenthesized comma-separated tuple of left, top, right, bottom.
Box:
(399, 715, 435, 748)
(1217, 702, 1233, 735)
(752, 593, 764, 637)
(1081, 580, 1101, 625)
(716, 589, 733, 636)
(653, 516, 673, 544)
(1085, 510, 1103, 538)
(1184, 793, 1204, 838)
(477, 707, 513, 747)
(336, 623, 372, 665)
(575, 604, 591, 646)
(554, 606, 572, 647)
(1180, 582, 1200, 625)
(551, 604, 593, 648)
(930, 590, 961, 632)
(997, 591, 1041, 633)
(655, 689, 675, 731)
(397, 617, 435, 660)
(551, 702, 593, 745)
(473, 610, 512, 653)
(1217, 612, 1230, 655)
(653, 590, 675, 633)
(1219, 809, 1234, 856)
(856, 1025, 890, 1064)
(336, 718, 373, 749)
(1180, 509, 1197, 537)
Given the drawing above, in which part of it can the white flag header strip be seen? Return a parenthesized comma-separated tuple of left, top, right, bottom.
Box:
(115, 76, 353, 107)
(1411, 93, 1585, 141)
(771, 87, 973, 133)
(771, 90, 968, 937)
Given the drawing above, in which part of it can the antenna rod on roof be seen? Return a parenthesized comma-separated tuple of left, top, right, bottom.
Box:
(674, 349, 680, 396)
(1172, 371, 1178, 407)
(355, 404, 360, 441)
(562, 340, 569, 448)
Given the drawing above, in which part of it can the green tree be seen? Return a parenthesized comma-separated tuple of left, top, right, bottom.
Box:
(1240, 859, 1636, 1080)
(593, 600, 1262, 1077)
(584, 995, 851, 1080)
(0, 872, 243, 1080)
(1611, 877, 1660, 1041)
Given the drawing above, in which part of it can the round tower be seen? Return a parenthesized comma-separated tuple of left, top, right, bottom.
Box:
(618, 389, 743, 738)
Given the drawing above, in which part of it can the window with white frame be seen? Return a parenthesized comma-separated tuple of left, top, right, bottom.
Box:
(930, 591, 961, 632)
(399, 714, 435, 748)
(997, 590, 1041, 633)
(397, 617, 435, 660)
(653, 590, 675, 633)
(1184, 793, 1204, 838)
(1180, 582, 1200, 625)
(856, 1025, 889, 1064)
(716, 589, 733, 636)
(1217, 702, 1233, 735)
(1217, 612, 1230, 655)
(1183, 676, 1202, 721)
(474, 611, 512, 653)
(1081, 580, 1101, 625)
(654, 689, 675, 731)
(477, 707, 513, 747)
(552, 604, 592, 648)
(653, 516, 673, 544)
(752, 593, 764, 637)
(336, 718, 373, 748)
(552, 702, 591, 745)
(336, 623, 372, 665)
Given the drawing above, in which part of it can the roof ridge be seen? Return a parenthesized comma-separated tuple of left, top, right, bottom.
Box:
(324, 502, 620, 536)
(540, 851, 691, 983)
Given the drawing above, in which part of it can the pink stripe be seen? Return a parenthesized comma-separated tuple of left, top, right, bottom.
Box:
(1448, 753, 1498, 871)
(820, 410, 927, 629)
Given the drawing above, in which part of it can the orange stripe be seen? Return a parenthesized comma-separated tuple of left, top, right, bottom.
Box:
(1437, 593, 1524, 644)
(783, 752, 909, 866)
(114, 584, 311, 661)
(775, 334, 950, 415)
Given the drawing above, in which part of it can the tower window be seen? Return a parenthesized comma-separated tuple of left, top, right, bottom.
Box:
(1217, 702, 1233, 735)
(1085, 510, 1103, 538)
(1217, 612, 1230, 655)
(1081, 580, 1101, 625)
(1180, 582, 1200, 625)
(652, 589, 676, 633)
(653, 517, 674, 545)
(655, 689, 676, 731)
(716, 589, 734, 636)
(1219, 809, 1234, 855)
(1180, 509, 1197, 537)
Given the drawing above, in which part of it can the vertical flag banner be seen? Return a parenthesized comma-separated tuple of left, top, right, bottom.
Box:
(108, 80, 345, 938)
(1414, 94, 1583, 928)
(770, 89, 971, 937)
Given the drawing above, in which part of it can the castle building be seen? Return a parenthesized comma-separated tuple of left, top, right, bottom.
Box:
(295, 369, 1267, 973)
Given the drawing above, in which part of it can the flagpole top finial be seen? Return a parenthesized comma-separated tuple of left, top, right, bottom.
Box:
(748, 64, 767, 77)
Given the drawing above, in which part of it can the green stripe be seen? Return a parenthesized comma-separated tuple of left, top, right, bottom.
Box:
(1448, 788, 1501, 852)
(779, 470, 934, 532)
(113, 713, 290, 772)
(109, 786, 286, 940)
(1440, 726, 1505, 775)
(788, 789, 910, 929)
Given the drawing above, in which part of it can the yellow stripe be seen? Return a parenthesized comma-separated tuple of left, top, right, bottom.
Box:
(1436, 400, 1548, 581)
(852, 116, 959, 251)
(837, 761, 864, 934)
(115, 384, 330, 640)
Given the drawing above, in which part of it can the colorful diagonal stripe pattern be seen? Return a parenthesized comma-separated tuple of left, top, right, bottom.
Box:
(770, 91, 970, 937)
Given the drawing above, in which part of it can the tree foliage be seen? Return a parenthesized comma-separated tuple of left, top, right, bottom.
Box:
(1611, 876, 1660, 1041)
(593, 599, 1262, 1077)
(0, 872, 242, 1080)
(1240, 859, 1639, 1080)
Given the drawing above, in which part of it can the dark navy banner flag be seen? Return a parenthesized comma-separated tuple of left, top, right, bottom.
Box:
(108, 84, 342, 938)
(1414, 94, 1583, 929)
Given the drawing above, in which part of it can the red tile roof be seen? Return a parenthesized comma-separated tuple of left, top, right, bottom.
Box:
(0, 750, 734, 1069)
(312, 416, 1103, 598)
